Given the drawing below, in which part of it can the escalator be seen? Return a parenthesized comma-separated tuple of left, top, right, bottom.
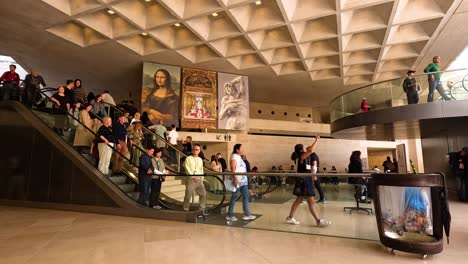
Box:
(0, 98, 226, 221)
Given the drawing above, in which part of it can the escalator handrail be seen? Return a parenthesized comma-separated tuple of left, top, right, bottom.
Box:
(102, 102, 217, 173)
(81, 102, 227, 211)
(34, 88, 144, 190)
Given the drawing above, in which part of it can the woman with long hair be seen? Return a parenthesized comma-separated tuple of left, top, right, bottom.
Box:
(226, 144, 256, 221)
(286, 136, 331, 227)
(209, 154, 223, 194)
(73, 103, 95, 153)
(90, 94, 107, 118)
(142, 68, 179, 126)
(129, 121, 144, 165)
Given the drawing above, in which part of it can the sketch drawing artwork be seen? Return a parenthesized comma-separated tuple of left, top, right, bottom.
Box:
(218, 75, 249, 130)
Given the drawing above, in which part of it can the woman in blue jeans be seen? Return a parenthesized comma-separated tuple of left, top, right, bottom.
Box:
(226, 144, 256, 221)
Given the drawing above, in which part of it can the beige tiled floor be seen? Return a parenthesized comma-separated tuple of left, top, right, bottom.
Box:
(1, 201, 468, 264)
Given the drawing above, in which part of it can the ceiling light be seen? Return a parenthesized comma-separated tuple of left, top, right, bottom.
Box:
(145, 0, 152, 2)
(174, 23, 181, 27)
(212, 12, 218, 17)
(141, 32, 148, 36)
(107, 10, 115, 15)
(255, 0, 262, 5)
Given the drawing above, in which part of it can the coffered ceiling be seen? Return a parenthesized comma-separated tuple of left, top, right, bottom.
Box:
(42, 0, 458, 85)
(0, 0, 466, 110)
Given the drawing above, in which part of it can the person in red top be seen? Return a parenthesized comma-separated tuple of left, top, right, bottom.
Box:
(360, 98, 370, 112)
(1, 64, 21, 101)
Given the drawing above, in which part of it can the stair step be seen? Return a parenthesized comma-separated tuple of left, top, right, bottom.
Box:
(165, 176, 176, 181)
(118, 183, 136, 193)
(163, 179, 182, 186)
(128, 192, 139, 201)
(108, 176, 127, 185)
(161, 184, 186, 192)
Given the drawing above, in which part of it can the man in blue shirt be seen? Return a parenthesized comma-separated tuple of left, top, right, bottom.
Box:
(138, 145, 154, 206)
(112, 114, 128, 174)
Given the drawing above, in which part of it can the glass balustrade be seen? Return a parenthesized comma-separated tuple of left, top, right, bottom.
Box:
(330, 69, 468, 122)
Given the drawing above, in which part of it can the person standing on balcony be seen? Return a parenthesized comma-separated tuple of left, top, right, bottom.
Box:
(403, 70, 419, 104)
(360, 98, 370, 112)
(424, 56, 451, 102)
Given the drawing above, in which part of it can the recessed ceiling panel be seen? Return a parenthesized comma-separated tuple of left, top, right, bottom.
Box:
(210, 36, 256, 57)
(343, 63, 377, 77)
(262, 46, 301, 64)
(280, 0, 336, 22)
(310, 68, 341, 81)
(342, 48, 381, 65)
(376, 58, 417, 72)
(229, 1, 285, 32)
(342, 29, 386, 52)
(306, 55, 340, 71)
(291, 15, 337, 43)
(227, 54, 266, 70)
(381, 40, 428, 60)
(387, 18, 442, 45)
(341, 2, 394, 34)
(393, 0, 453, 25)
(299, 38, 339, 59)
(271, 61, 306, 76)
(248, 26, 295, 50)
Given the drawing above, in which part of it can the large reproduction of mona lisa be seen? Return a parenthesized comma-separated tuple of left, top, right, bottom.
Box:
(217, 73, 249, 130)
(141, 62, 181, 126)
(181, 68, 217, 129)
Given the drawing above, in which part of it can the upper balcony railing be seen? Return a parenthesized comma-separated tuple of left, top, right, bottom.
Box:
(330, 69, 468, 122)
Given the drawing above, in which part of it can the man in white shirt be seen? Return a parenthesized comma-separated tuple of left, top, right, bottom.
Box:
(183, 144, 207, 213)
(168, 124, 179, 165)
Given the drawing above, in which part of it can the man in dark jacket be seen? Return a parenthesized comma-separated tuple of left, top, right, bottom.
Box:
(402, 70, 419, 104)
(22, 70, 46, 108)
(138, 145, 154, 206)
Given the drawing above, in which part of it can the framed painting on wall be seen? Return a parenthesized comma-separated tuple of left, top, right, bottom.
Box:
(141, 62, 181, 127)
(181, 68, 217, 129)
(217, 73, 249, 130)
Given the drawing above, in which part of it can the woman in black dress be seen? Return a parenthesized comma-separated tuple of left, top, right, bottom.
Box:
(348, 150, 369, 202)
(50, 85, 71, 135)
(286, 136, 331, 227)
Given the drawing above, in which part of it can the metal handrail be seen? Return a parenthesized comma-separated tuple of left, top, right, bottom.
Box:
(330, 68, 467, 103)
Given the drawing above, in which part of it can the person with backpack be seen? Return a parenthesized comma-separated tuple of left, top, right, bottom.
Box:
(286, 136, 331, 227)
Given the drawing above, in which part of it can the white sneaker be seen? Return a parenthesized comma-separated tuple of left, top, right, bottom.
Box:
(286, 217, 300, 225)
(242, 215, 257, 221)
(225, 216, 238, 221)
(152, 205, 162, 210)
(317, 219, 331, 227)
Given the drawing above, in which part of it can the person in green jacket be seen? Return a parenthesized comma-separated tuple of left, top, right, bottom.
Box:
(424, 56, 451, 102)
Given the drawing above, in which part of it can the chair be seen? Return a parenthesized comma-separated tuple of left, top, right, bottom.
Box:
(344, 179, 373, 215)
